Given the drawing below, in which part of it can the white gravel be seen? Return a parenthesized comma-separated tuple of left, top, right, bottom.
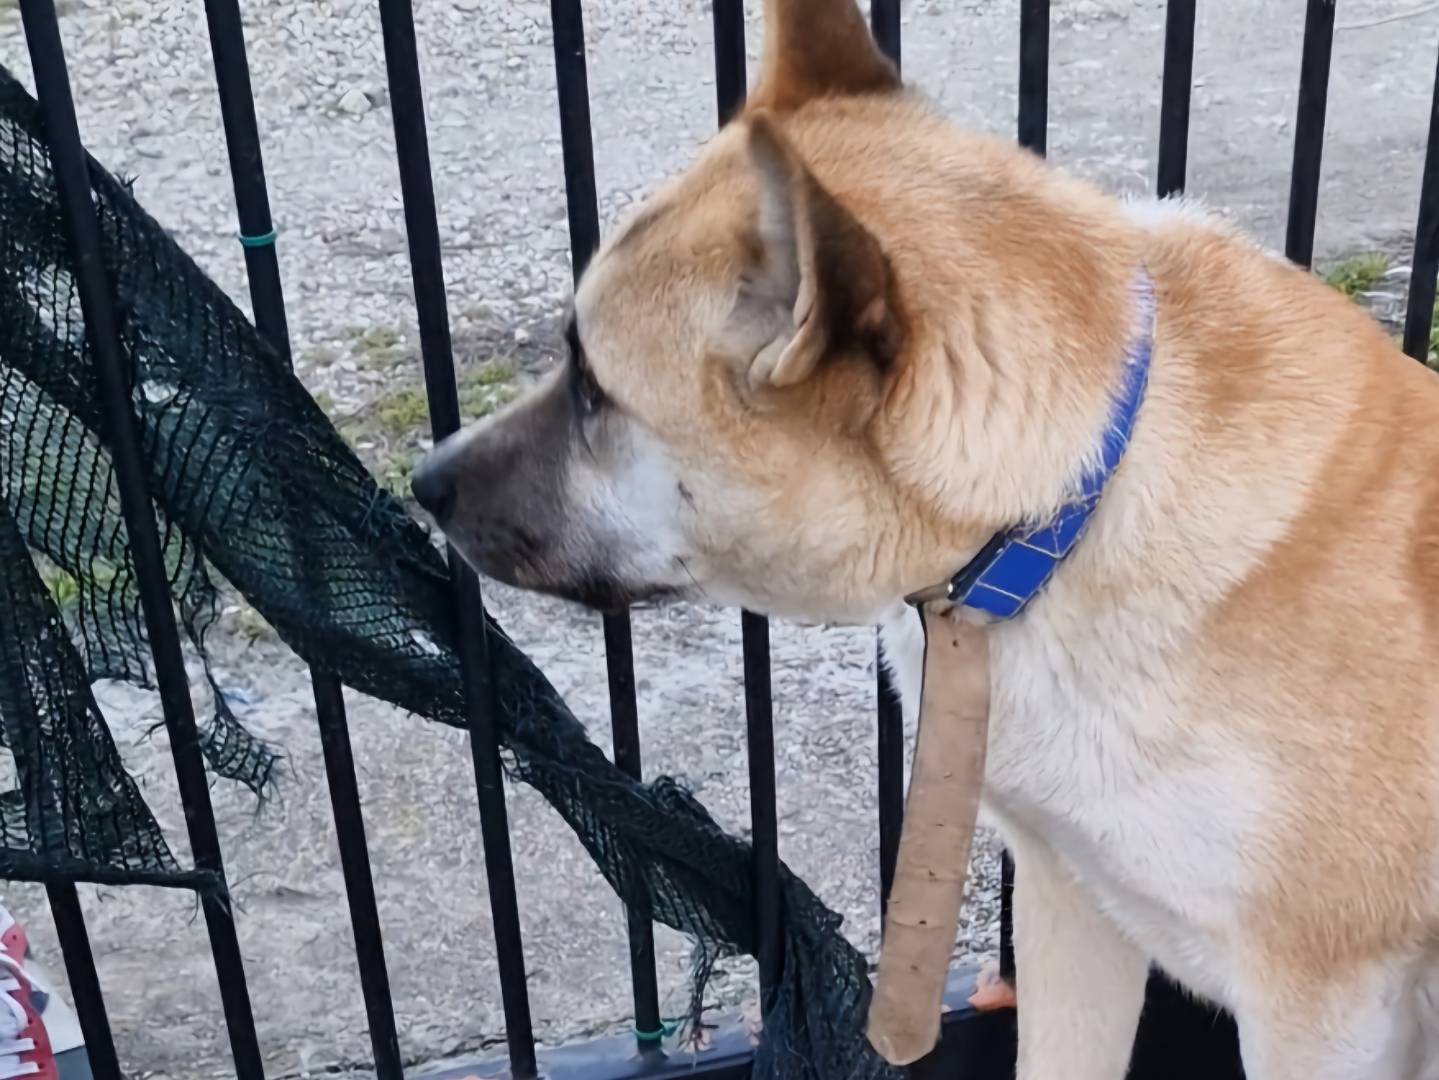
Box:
(0, 0, 1436, 1076)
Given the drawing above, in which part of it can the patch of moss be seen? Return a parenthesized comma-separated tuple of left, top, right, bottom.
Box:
(335, 357, 522, 501)
(375, 449, 418, 497)
(1322, 252, 1389, 298)
(346, 325, 407, 369)
(372, 386, 431, 437)
(367, 358, 518, 438)
(467, 356, 516, 387)
(458, 358, 520, 422)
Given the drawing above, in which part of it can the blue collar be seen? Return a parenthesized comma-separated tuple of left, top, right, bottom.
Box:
(909, 274, 1154, 621)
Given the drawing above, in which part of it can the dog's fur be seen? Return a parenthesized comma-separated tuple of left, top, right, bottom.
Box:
(414, 1, 1439, 1074)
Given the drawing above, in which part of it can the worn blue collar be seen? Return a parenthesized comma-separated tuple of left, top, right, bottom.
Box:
(908, 274, 1154, 621)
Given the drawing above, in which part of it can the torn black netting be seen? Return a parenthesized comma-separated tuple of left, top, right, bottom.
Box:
(0, 495, 208, 889)
(0, 65, 905, 1079)
(0, 92, 278, 798)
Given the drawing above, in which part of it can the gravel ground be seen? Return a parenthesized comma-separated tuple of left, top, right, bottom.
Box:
(1, 0, 1438, 1077)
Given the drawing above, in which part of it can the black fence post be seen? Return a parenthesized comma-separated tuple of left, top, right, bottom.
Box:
(1018, 0, 1050, 157)
(1404, 42, 1439, 364)
(602, 618, 663, 1054)
(374, 2, 538, 1075)
(1286, 0, 1336, 268)
(713, 0, 747, 128)
(707, 0, 784, 1006)
(198, 4, 404, 1075)
(867, 0, 907, 927)
(44, 884, 122, 1080)
(546, 0, 666, 1054)
(18, 4, 267, 1077)
(1157, 0, 1197, 198)
(741, 613, 783, 998)
(875, 660, 904, 920)
(202, 0, 291, 356)
(871, 0, 901, 70)
(1006, 0, 1051, 989)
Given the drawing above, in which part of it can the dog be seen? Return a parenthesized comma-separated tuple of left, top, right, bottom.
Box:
(411, 0, 1439, 1075)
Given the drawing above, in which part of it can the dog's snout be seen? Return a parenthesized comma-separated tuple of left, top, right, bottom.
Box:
(410, 453, 456, 521)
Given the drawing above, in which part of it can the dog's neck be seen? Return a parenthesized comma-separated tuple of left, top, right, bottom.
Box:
(907, 271, 1156, 620)
(872, 229, 1150, 611)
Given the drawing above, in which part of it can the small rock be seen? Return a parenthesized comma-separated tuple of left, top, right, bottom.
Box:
(336, 87, 371, 115)
(218, 685, 264, 707)
(513, 327, 532, 346)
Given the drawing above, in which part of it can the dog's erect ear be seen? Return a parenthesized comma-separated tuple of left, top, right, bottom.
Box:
(749, 0, 900, 113)
(741, 114, 898, 389)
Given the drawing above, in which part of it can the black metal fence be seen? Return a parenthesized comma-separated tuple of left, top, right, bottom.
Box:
(12, 0, 1439, 1077)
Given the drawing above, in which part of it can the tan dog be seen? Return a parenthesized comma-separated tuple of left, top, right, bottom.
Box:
(411, 0, 1439, 1075)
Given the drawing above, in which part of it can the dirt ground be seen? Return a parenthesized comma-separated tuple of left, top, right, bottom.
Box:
(1, 0, 1438, 1077)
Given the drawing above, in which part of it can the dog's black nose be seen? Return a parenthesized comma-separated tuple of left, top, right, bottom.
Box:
(410, 456, 455, 521)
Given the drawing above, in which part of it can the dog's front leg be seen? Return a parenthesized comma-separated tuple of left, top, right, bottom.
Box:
(1009, 829, 1148, 1080)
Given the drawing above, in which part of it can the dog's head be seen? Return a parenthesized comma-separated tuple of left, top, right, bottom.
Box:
(414, 0, 1133, 622)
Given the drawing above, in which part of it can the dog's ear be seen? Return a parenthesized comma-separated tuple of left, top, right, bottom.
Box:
(748, 0, 900, 113)
(740, 113, 898, 390)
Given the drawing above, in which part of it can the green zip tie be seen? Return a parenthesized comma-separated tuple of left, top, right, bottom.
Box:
(237, 228, 278, 249)
(634, 1019, 678, 1043)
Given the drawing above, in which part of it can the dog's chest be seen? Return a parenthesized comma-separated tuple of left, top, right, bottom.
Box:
(879, 609, 1261, 1004)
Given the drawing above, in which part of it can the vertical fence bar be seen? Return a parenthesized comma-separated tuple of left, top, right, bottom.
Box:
(1018, 0, 1050, 156)
(602, 620, 663, 1053)
(875, 670, 903, 918)
(868, 0, 906, 923)
(547, 0, 665, 1052)
(374, 3, 538, 1075)
(199, 5, 404, 1076)
(871, 0, 901, 70)
(741, 612, 783, 996)
(44, 884, 122, 1080)
(1404, 44, 1439, 363)
(309, 677, 406, 1077)
(997, 858, 1016, 983)
(18, 4, 267, 1077)
(1006, 0, 1052, 985)
(713, 0, 747, 127)
(709, 1, 783, 1004)
(1156, 0, 1196, 198)
(201, 0, 290, 356)
(1285, 0, 1336, 268)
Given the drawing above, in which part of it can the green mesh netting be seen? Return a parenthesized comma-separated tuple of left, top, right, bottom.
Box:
(0, 65, 904, 1079)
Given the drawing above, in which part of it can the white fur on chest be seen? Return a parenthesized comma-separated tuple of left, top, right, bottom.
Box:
(879, 604, 1271, 1007)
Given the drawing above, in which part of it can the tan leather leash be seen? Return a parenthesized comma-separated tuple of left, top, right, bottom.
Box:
(866, 604, 991, 1065)
(863, 273, 1155, 1065)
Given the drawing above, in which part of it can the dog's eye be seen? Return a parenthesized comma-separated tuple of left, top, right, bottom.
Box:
(566, 318, 607, 419)
(575, 366, 606, 417)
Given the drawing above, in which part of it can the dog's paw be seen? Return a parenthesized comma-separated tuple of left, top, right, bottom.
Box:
(967, 959, 1017, 1012)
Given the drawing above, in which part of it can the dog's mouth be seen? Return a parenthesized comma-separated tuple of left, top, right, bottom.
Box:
(530, 576, 686, 615)
(439, 526, 688, 615)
